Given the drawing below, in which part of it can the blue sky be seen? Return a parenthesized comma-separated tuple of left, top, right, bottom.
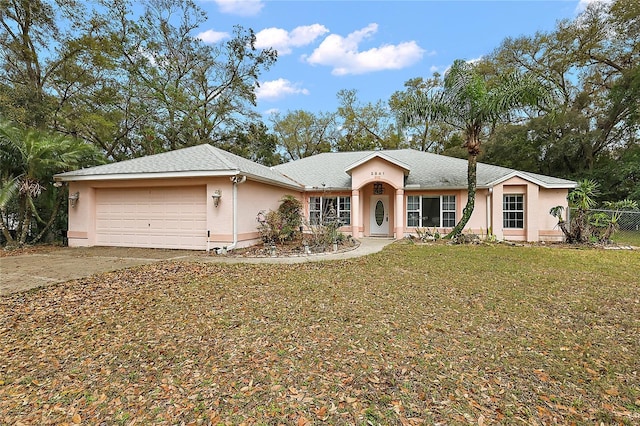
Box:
(193, 0, 598, 117)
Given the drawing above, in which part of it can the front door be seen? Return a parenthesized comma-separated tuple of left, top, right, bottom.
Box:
(370, 195, 389, 235)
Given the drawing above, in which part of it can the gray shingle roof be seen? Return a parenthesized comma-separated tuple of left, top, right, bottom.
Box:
(55, 144, 301, 188)
(273, 149, 576, 189)
(55, 145, 575, 190)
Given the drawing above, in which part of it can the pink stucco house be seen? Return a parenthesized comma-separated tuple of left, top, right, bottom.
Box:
(54, 144, 576, 250)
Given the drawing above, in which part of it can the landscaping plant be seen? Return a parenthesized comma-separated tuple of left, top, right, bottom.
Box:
(550, 179, 638, 244)
(256, 195, 303, 245)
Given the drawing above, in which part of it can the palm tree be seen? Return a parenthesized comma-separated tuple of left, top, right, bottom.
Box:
(0, 120, 103, 247)
(400, 59, 550, 238)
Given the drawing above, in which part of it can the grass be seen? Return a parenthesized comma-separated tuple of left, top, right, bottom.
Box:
(612, 230, 640, 246)
(1, 242, 639, 424)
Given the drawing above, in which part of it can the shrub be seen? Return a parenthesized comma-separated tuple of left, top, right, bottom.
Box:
(550, 179, 638, 244)
(256, 195, 303, 245)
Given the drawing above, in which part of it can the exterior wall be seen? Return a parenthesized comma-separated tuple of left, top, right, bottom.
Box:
(460, 188, 492, 237)
(65, 165, 571, 249)
(65, 176, 295, 251)
(350, 157, 405, 237)
(67, 181, 96, 247)
(350, 157, 405, 190)
(207, 179, 235, 246)
(536, 188, 569, 241)
(491, 177, 569, 242)
(234, 180, 298, 249)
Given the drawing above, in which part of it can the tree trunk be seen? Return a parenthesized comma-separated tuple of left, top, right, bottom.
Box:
(18, 200, 32, 246)
(556, 220, 571, 242)
(29, 191, 65, 244)
(446, 152, 477, 239)
(0, 209, 16, 246)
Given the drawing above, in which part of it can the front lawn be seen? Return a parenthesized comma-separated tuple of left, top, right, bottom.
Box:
(612, 230, 640, 247)
(1, 242, 639, 424)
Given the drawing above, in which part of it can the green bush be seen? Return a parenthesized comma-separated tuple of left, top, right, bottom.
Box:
(256, 195, 303, 244)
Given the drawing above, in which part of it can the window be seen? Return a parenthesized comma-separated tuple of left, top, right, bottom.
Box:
(406, 195, 456, 227)
(407, 196, 421, 227)
(503, 194, 524, 229)
(442, 195, 456, 227)
(309, 196, 351, 226)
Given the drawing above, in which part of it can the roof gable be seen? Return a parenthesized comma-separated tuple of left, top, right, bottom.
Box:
(487, 170, 577, 189)
(345, 152, 410, 175)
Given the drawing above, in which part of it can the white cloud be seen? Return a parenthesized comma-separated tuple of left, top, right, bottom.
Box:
(255, 24, 329, 55)
(304, 23, 425, 76)
(255, 78, 310, 101)
(263, 108, 280, 117)
(196, 29, 229, 44)
(440, 56, 484, 76)
(205, 0, 264, 16)
(575, 0, 612, 13)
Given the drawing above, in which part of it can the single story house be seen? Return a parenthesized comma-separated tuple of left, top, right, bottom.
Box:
(54, 144, 576, 250)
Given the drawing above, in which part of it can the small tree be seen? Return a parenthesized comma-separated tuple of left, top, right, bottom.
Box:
(550, 179, 598, 243)
(256, 195, 303, 245)
(277, 195, 303, 239)
(399, 59, 550, 239)
(0, 120, 103, 247)
(550, 179, 638, 244)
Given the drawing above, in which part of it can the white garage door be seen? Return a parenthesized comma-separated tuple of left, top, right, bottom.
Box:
(95, 186, 207, 250)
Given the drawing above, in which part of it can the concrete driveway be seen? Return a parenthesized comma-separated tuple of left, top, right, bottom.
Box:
(0, 238, 395, 296)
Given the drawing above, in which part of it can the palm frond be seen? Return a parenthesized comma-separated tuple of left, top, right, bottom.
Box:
(0, 176, 19, 208)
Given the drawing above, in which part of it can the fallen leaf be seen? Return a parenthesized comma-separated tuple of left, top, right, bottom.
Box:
(72, 414, 81, 424)
(605, 387, 619, 396)
(316, 406, 327, 418)
(585, 368, 598, 376)
(534, 369, 550, 382)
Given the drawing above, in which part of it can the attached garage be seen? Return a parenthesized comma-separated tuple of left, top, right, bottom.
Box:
(95, 186, 207, 250)
(55, 144, 575, 249)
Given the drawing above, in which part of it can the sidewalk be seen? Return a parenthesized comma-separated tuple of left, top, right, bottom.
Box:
(190, 237, 397, 264)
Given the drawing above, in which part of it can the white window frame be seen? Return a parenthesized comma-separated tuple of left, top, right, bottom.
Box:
(309, 196, 351, 226)
(503, 194, 524, 229)
(406, 195, 456, 228)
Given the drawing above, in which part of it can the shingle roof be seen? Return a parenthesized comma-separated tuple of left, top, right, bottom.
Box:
(55, 144, 301, 188)
(273, 149, 576, 189)
(55, 145, 576, 190)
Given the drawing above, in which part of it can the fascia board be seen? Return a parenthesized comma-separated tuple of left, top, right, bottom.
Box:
(239, 173, 304, 191)
(486, 171, 577, 189)
(344, 152, 411, 174)
(53, 170, 237, 181)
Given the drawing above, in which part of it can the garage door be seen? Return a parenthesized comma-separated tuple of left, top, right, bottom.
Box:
(95, 186, 207, 250)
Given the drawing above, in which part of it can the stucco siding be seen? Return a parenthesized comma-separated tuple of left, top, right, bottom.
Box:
(235, 180, 298, 248)
(537, 188, 570, 241)
(350, 157, 405, 190)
